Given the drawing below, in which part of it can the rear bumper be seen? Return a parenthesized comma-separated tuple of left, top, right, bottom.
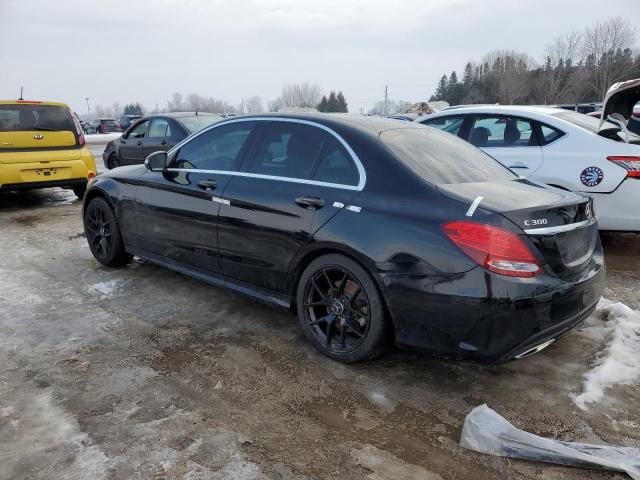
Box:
(589, 178, 640, 231)
(0, 147, 96, 190)
(380, 248, 605, 364)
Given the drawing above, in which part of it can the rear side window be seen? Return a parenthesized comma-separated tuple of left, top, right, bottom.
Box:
(381, 127, 516, 185)
(539, 124, 563, 144)
(173, 121, 256, 171)
(250, 122, 327, 180)
(469, 116, 537, 147)
(0, 104, 75, 132)
(422, 116, 465, 136)
(148, 118, 171, 138)
(313, 138, 359, 186)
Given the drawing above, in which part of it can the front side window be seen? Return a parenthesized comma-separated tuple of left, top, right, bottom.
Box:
(250, 122, 328, 180)
(172, 121, 256, 171)
(422, 116, 465, 136)
(313, 138, 359, 186)
(128, 120, 149, 139)
(148, 118, 171, 138)
(469, 116, 537, 147)
(381, 127, 516, 185)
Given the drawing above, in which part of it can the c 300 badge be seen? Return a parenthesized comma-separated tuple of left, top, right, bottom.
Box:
(580, 166, 603, 187)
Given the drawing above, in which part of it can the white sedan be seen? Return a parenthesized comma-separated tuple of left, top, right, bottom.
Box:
(416, 81, 640, 231)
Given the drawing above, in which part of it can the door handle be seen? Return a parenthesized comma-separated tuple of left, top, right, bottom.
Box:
(160, 140, 167, 146)
(197, 179, 218, 191)
(120, 139, 126, 144)
(507, 162, 528, 169)
(137, 141, 143, 146)
(295, 196, 325, 209)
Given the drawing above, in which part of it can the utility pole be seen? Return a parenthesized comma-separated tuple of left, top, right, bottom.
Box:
(383, 85, 388, 115)
(85, 98, 91, 116)
(19, 86, 24, 100)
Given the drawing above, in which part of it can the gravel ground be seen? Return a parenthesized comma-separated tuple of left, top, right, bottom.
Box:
(0, 154, 638, 479)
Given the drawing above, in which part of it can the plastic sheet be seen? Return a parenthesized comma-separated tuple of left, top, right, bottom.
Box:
(460, 404, 640, 479)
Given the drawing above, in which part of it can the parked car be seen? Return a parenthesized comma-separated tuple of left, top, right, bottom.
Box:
(102, 112, 222, 169)
(84, 118, 122, 134)
(118, 114, 142, 131)
(0, 100, 97, 198)
(416, 80, 640, 231)
(83, 114, 603, 364)
(555, 103, 603, 114)
(386, 114, 424, 122)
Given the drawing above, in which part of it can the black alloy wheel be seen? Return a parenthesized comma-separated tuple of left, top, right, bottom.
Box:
(109, 154, 120, 169)
(84, 197, 132, 267)
(297, 254, 388, 362)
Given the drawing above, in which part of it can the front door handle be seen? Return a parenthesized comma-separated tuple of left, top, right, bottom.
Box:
(137, 141, 143, 146)
(507, 162, 528, 169)
(295, 196, 325, 209)
(160, 140, 168, 146)
(197, 179, 218, 191)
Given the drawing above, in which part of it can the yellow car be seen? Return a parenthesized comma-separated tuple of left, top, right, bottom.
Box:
(0, 100, 97, 199)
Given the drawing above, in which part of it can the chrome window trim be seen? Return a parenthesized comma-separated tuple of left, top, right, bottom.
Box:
(523, 218, 596, 235)
(167, 117, 366, 191)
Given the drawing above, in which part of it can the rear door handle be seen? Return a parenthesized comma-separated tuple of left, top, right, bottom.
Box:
(160, 140, 167, 146)
(197, 179, 218, 191)
(295, 196, 325, 209)
(137, 141, 143, 146)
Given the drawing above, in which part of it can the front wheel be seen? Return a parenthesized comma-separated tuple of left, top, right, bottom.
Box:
(108, 154, 120, 169)
(72, 184, 87, 199)
(296, 254, 389, 363)
(84, 197, 132, 267)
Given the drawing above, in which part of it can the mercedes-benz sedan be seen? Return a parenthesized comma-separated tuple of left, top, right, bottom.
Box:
(82, 114, 604, 363)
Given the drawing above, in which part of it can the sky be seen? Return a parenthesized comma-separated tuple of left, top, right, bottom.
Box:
(1, 0, 638, 115)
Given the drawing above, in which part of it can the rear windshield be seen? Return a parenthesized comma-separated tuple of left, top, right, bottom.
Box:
(551, 110, 618, 133)
(101, 119, 119, 126)
(179, 115, 222, 134)
(380, 127, 516, 184)
(0, 104, 75, 132)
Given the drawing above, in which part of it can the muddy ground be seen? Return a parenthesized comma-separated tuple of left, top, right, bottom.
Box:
(1, 158, 639, 479)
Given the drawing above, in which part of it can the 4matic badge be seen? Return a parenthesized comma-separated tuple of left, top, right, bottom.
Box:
(580, 166, 603, 187)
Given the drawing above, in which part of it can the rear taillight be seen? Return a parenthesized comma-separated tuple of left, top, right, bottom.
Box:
(78, 132, 85, 146)
(442, 221, 542, 278)
(607, 156, 640, 178)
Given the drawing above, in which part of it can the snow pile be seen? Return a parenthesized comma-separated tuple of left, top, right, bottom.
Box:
(88, 280, 123, 299)
(572, 300, 640, 410)
(85, 133, 121, 144)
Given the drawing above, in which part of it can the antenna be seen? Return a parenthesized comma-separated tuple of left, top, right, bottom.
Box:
(19, 86, 24, 100)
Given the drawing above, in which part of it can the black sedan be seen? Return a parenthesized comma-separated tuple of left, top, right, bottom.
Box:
(83, 114, 604, 363)
(102, 112, 221, 169)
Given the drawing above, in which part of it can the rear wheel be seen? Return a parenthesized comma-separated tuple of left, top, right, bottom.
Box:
(72, 184, 87, 199)
(108, 154, 120, 169)
(84, 197, 132, 267)
(296, 254, 389, 363)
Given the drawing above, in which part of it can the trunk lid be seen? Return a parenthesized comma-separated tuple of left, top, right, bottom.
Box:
(0, 130, 76, 150)
(438, 179, 597, 279)
(599, 78, 640, 130)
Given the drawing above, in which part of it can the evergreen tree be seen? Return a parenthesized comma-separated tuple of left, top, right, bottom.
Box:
(336, 91, 348, 112)
(123, 103, 143, 116)
(317, 95, 329, 112)
(327, 91, 339, 111)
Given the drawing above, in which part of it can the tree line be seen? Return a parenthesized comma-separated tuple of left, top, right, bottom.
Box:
(430, 17, 640, 106)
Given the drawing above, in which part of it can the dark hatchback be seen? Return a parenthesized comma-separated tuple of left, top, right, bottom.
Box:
(102, 112, 221, 169)
(84, 118, 122, 134)
(83, 114, 604, 363)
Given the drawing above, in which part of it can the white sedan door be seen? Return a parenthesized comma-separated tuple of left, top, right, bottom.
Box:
(467, 115, 544, 177)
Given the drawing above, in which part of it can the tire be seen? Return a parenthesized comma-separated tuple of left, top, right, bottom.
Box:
(84, 197, 132, 267)
(296, 254, 389, 363)
(72, 184, 87, 199)
(108, 154, 120, 170)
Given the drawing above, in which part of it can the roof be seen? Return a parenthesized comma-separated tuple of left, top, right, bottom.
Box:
(217, 112, 426, 136)
(427, 105, 565, 117)
(151, 111, 222, 119)
(0, 100, 69, 107)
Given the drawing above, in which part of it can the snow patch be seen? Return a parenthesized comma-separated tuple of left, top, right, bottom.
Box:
(572, 300, 640, 410)
(88, 280, 123, 299)
(85, 133, 121, 144)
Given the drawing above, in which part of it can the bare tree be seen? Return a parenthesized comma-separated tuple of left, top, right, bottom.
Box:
(581, 16, 636, 97)
(244, 96, 264, 114)
(270, 83, 322, 111)
(542, 30, 582, 103)
(111, 101, 121, 118)
(482, 50, 536, 104)
(185, 93, 203, 111)
(167, 92, 184, 111)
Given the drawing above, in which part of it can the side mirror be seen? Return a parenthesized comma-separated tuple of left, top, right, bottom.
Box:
(145, 151, 168, 172)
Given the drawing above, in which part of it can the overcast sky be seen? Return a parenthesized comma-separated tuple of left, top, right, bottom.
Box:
(1, 0, 638, 115)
